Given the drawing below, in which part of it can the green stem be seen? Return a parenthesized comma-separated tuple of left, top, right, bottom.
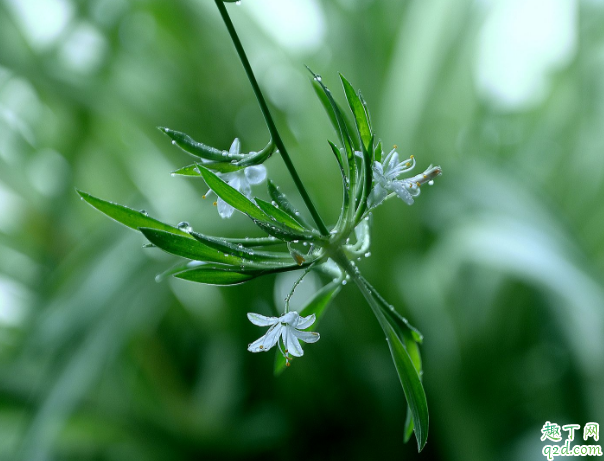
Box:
(214, 0, 329, 236)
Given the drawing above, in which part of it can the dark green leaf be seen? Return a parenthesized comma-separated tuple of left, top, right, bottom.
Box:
(197, 166, 269, 222)
(140, 228, 243, 265)
(77, 190, 191, 238)
(340, 74, 372, 153)
(190, 232, 292, 264)
(383, 318, 429, 451)
(267, 180, 312, 229)
(172, 162, 241, 176)
(328, 141, 351, 229)
(306, 68, 357, 182)
(255, 199, 308, 234)
(234, 141, 275, 167)
(375, 140, 383, 163)
(404, 406, 415, 444)
(223, 236, 283, 247)
(159, 127, 244, 162)
(354, 135, 374, 220)
(174, 266, 257, 286)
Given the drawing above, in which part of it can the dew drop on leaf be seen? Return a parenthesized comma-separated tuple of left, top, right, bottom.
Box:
(177, 221, 192, 233)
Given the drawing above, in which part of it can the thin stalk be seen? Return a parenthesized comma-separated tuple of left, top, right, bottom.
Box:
(214, 0, 329, 236)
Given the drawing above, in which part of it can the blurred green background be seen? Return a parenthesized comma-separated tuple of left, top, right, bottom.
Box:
(1, 0, 603, 459)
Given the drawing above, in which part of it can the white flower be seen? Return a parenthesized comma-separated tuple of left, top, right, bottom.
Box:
(247, 311, 320, 364)
(368, 148, 441, 208)
(205, 138, 267, 219)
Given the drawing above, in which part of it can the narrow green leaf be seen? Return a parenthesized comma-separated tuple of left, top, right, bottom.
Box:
(174, 261, 312, 285)
(159, 127, 244, 162)
(340, 74, 372, 153)
(172, 162, 241, 176)
(174, 266, 257, 286)
(235, 141, 275, 167)
(374, 140, 383, 164)
(255, 199, 308, 234)
(354, 135, 374, 221)
(404, 406, 415, 444)
(190, 232, 292, 264)
(267, 180, 312, 229)
(222, 236, 283, 247)
(252, 220, 315, 243)
(140, 228, 243, 265)
(77, 190, 191, 238)
(311, 80, 346, 142)
(328, 141, 351, 231)
(306, 68, 357, 172)
(354, 274, 427, 451)
(275, 280, 342, 376)
(362, 277, 424, 344)
(383, 318, 429, 451)
(197, 165, 269, 222)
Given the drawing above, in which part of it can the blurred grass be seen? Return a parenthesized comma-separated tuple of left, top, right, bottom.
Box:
(1, 0, 604, 460)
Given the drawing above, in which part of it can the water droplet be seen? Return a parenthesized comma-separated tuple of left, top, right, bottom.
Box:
(238, 244, 243, 249)
(293, 240, 299, 243)
(177, 221, 192, 233)
(342, 280, 347, 285)
(271, 201, 277, 206)
(170, 173, 176, 177)
(303, 242, 308, 246)
(364, 252, 371, 258)
(171, 140, 176, 145)
(315, 75, 322, 82)
(428, 180, 434, 186)
(235, 0, 241, 4)
(140, 209, 148, 216)
(295, 211, 300, 216)
(222, 152, 227, 157)
(249, 251, 254, 255)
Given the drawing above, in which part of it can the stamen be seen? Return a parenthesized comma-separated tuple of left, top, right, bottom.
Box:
(213, 201, 217, 206)
(259, 345, 263, 349)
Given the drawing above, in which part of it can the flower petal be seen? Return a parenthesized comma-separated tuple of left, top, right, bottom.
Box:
(292, 329, 320, 344)
(283, 326, 304, 357)
(217, 198, 235, 218)
(248, 324, 282, 353)
(247, 312, 279, 326)
(391, 181, 414, 205)
(229, 138, 240, 156)
(368, 184, 388, 208)
(280, 311, 299, 325)
(294, 313, 316, 330)
(244, 165, 267, 185)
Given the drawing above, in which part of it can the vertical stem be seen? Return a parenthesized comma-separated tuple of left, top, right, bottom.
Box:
(214, 0, 329, 236)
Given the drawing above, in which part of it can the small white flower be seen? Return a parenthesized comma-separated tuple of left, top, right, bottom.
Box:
(368, 149, 441, 208)
(247, 311, 320, 364)
(205, 138, 267, 218)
